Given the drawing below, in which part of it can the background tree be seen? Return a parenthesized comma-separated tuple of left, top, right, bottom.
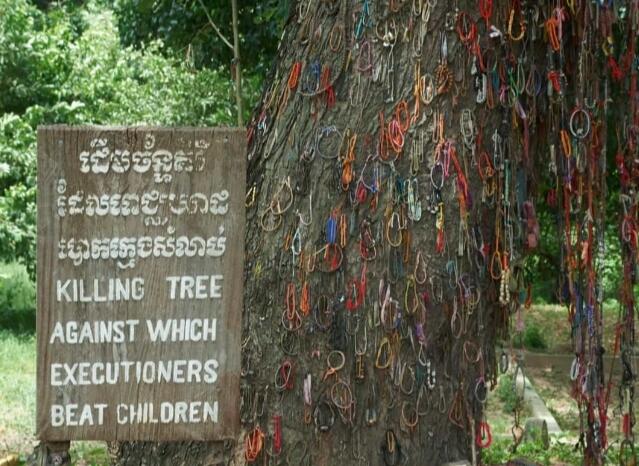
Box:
(0, 0, 254, 281)
(113, 0, 284, 74)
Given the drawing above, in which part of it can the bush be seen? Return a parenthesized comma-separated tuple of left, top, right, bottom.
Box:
(496, 374, 519, 414)
(0, 263, 35, 333)
(523, 324, 548, 351)
(482, 437, 585, 466)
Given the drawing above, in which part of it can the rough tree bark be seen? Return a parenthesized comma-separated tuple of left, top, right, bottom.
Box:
(114, 0, 532, 464)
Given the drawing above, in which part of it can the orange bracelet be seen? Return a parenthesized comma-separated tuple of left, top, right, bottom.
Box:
(245, 426, 265, 462)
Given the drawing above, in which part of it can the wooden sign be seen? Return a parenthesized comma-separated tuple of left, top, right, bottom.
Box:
(36, 126, 246, 441)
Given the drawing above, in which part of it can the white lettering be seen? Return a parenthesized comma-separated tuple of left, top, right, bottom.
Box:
(116, 402, 218, 424)
(204, 401, 218, 423)
(48, 320, 139, 344)
(165, 275, 223, 300)
(146, 319, 216, 342)
(209, 275, 223, 298)
(50, 359, 218, 385)
(51, 405, 64, 427)
(203, 359, 218, 384)
(56, 279, 71, 302)
(166, 276, 180, 300)
(55, 278, 144, 303)
(50, 404, 107, 427)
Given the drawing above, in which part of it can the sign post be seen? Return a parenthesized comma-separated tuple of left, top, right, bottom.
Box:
(36, 126, 245, 444)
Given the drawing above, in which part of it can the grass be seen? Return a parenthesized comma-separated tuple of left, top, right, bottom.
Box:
(0, 331, 109, 465)
(0, 262, 35, 334)
(482, 435, 615, 465)
(69, 443, 110, 466)
(0, 331, 36, 456)
(0, 263, 37, 458)
(0, 263, 107, 464)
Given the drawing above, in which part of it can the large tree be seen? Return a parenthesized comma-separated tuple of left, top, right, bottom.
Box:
(111, 0, 636, 465)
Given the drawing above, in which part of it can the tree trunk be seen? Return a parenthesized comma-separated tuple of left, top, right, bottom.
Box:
(116, 0, 529, 464)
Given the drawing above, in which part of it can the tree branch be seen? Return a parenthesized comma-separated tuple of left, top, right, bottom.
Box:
(230, 0, 244, 126)
(196, 0, 234, 51)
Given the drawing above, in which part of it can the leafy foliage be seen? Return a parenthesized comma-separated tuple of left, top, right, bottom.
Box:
(522, 324, 548, 351)
(0, 0, 256, 277)
(113, 0, 287, 73)
(483, 436, 628, 465)
(0, 0, 74, 115)
(0, 263, 35, 333)
(526, 199, 625, 306)
(496, 374, 520, 414)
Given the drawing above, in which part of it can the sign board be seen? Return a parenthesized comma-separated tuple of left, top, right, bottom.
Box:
(36, 126, 245, 441)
